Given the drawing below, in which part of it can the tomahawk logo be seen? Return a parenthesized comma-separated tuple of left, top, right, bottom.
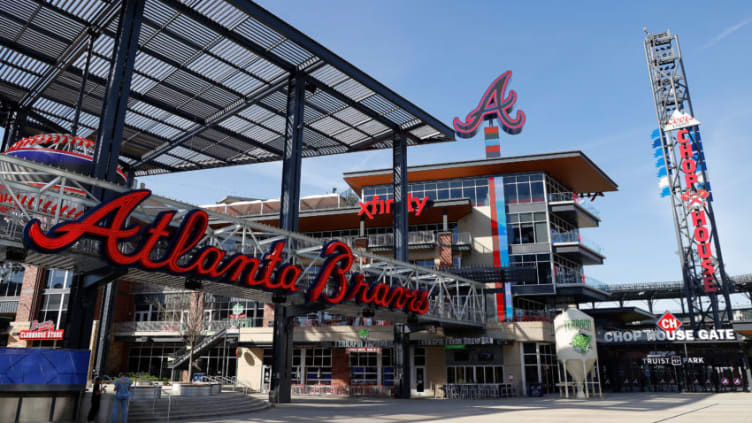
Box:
(656, 311, 682, 333)
(453, 71, 526, 138)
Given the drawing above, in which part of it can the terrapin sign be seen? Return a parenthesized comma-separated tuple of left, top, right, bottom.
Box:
(23, 190, 430, 315)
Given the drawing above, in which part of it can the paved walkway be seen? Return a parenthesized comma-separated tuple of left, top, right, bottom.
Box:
(170, 392, 752, 423)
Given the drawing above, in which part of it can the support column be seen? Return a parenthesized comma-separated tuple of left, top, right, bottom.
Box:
(392, 133, 408, 262)
(270, 74, 306, 404)
(87, 0, 144, 378)
(91, 0, 144, 195)
(2, 107, 19, 152)
(393, 323, 411, 399)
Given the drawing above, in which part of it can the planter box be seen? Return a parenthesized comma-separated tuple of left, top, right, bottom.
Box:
(170, 383, 221, 397)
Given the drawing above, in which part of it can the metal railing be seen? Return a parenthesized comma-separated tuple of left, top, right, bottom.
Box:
(112, 319, 238, 334)
(0, 155, 486, 327)
(200, 375, 254, 395)
(548, 192, 600, 218)
(551, 231, 603, 255)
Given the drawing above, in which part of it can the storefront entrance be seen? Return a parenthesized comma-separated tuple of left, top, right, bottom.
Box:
(599, 344, 748, 393)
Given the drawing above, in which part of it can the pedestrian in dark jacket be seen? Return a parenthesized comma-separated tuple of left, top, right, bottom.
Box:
(88, 377, 103, 422)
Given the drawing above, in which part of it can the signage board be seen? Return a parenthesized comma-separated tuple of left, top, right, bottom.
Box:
(23, 190, 431, 315)
(656, 311, 682, 333)
(357, 194, 429, 219)
(453, 71, 526, 138)
(663, 109, 701, 132)
(18, 320, 63, 341)
(345, 347, 380, 353)
(600, 328, 736, 344)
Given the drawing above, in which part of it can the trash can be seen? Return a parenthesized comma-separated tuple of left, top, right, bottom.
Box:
(527, 382, 543, 397)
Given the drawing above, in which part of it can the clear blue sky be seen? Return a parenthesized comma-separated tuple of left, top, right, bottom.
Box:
(5, 2, 752, 287)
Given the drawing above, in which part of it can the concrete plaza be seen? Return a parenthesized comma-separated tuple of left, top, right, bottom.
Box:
(173, 392, 752, 423)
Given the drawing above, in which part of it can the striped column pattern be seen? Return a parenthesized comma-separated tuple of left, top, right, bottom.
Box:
(484, 126, 501, 158)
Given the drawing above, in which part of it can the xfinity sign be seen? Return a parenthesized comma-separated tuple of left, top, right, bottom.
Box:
(656, 311, 682, 333)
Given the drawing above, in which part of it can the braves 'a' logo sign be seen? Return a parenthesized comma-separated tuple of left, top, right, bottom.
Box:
(453, 71, 526, 138)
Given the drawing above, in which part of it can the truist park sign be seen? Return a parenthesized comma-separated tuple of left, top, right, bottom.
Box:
(23, 190, 430, 315)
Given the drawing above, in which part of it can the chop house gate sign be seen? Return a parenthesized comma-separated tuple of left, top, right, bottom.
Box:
(24, 190, 430, 314)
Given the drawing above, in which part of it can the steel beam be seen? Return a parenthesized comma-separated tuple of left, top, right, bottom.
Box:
(270, 74, 306, 404)
(89, 0, 145, 378)
(71, 33, 95, 138)
(392, 132, 408, 262)
(1, 107, 18, 152)
(225, 0, 455, 140)
(91, 0, 145, 191)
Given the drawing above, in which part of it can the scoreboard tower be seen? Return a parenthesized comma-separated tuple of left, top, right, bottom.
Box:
(643, 30, 733, 329)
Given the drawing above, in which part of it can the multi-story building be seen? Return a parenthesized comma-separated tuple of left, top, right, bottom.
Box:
(0, 150, 618, 397)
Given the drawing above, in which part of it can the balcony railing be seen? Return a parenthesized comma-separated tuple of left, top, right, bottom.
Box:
(551, 231, 603, 255)
(548, 192, 600, 218)
(366, 231, 473, 249)
(112, 319, 240, 334)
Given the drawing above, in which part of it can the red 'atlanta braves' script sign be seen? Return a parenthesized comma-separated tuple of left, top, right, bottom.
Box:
(23, 190, 429, 314)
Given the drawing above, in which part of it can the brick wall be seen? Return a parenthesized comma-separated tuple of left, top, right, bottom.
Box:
(437, 232, 452, 268)
(7, 265, 44, 347)
(15, 265, 42, 322)
(331, 348, 350, 386)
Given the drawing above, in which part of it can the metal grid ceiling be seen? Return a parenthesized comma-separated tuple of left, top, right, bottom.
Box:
(0, 0, 454, 176)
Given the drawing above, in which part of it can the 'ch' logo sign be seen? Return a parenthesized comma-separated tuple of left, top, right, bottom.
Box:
(453, 71, 526, 138)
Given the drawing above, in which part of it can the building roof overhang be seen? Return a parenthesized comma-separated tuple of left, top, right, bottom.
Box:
(343, 151, 618, 195)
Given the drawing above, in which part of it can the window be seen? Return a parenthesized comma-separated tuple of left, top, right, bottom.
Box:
(0, 266, 23, 297)
(350, 352, 379, 385)
(447, 365, 504, 384)
(503, 174, 545, 204)
(508, 213, 549, 245)
(363, 177, 491, 206)
(304, 348, 332, 385)
(510, 254, 552, 285)
(382, 348, 394, 386)
(36, 292, 69, 330)
(523, 343, 558, 394)
(207, 296, 264, 327)
(46, 269, 72, 289)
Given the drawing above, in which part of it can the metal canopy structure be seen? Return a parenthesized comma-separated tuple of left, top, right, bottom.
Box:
(0, 154, 486, 328)
(0, 0, 455, 176)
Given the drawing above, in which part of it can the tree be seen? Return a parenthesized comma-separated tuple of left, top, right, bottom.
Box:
(149, 291, 206, 382)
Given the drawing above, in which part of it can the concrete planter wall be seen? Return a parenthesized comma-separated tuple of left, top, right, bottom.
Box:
(170, 383, 221, 397)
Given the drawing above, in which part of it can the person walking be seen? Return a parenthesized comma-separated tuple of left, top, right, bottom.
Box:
(111, 373, 132, 423)
(87, 377, 103, 422)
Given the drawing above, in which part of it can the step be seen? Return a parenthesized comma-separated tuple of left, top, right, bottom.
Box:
(125, 393, 269, 422)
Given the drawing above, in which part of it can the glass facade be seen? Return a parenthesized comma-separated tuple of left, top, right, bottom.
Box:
(0, 266, 23, 297)
(350, 351, 379, 385)
(127, 342, 236, 380)
(363, 177, 491, 206)
(523, 342, 558, 394)
(508, 212, 549, 244)
(509, 254, 552, 285)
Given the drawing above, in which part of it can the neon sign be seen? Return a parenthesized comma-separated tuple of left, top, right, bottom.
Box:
(23, 190, 429, 314)
(19, 320, 64, 341)
(676, 129, 717, 293)
(453, 71, 526, 138)
(357, 194, 429, 219)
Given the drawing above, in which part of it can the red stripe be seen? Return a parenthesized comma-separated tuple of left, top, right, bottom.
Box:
(485, 145, 501, 153)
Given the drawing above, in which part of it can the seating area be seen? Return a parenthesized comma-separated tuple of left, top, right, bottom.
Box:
(443, 383, 517, 400)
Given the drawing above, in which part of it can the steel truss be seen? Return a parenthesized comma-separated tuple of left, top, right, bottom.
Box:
(0, 154, 486, 327)
(643, 30, 733, 329)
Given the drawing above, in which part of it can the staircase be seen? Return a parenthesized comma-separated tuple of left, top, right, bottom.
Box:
(168, 328, 230, 369)
(128, 392, 269, 422)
